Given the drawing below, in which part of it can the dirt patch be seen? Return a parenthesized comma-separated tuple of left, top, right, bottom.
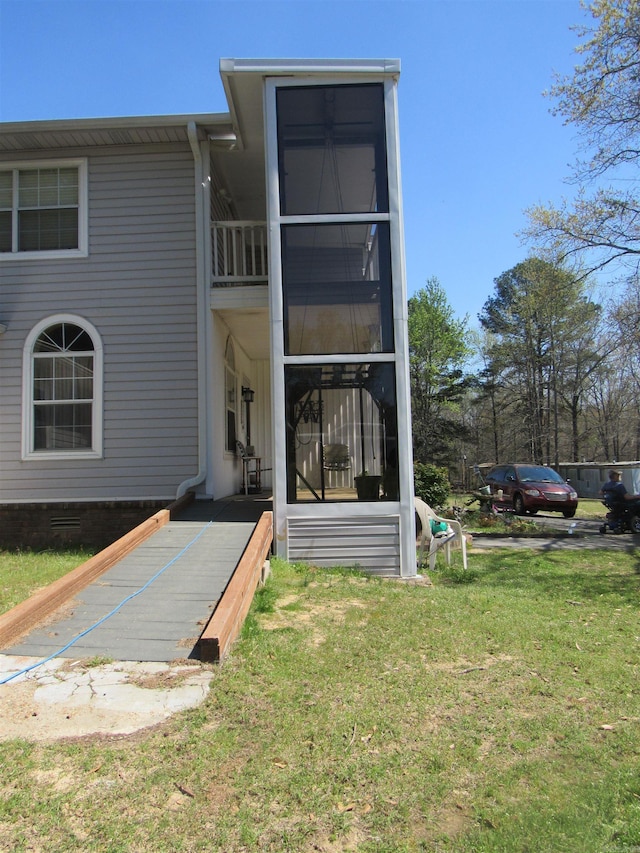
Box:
(430, 802, 475, 840)
(32, 766, 78, 794)
(421, 652, 515, 673)
(306, 824, 368, 852)
(259, 595, 367, 646)
(125, 662, 203, 690)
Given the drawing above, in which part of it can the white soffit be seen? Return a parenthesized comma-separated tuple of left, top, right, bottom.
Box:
(0, 113, 234, 153)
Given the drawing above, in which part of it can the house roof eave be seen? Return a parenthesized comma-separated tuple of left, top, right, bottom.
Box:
(0, 113, 235, 154)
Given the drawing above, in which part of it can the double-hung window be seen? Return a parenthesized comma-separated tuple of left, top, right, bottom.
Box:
(23, 316, 103, 459)
(0, 160, 88, 258)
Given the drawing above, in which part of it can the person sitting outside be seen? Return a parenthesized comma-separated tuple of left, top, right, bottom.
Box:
(600, 469, 635, 529)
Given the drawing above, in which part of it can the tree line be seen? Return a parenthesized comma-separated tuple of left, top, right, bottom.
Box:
(410, 1, 640, 482)
(410, 271, 639, 475)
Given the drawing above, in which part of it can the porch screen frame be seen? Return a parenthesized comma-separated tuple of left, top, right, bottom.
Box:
(264, 65, 416, 575)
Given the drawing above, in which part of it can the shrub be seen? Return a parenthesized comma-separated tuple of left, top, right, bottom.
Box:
(476, 512, 500, 528)
(413, 463, 450, 509)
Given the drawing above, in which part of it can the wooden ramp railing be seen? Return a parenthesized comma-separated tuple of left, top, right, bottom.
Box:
(199, 511, 273, 663)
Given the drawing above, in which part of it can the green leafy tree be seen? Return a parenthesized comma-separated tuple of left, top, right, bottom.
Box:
(608, 279, 640, 456)
(612, 278, 640, 383)
(413, 463, 450, 509)
(479, 258, 602, 464)
(468, 328, 502, 464)
(408, 278, 472, 466)
(526, 0, 640, 277)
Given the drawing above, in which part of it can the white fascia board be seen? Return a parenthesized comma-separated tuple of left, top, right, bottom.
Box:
(0, 112, 232, 135)
(220, 58, 400, 75)
(219, 72, 245, 152)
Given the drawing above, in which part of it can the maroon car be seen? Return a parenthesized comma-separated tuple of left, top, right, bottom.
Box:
(485, 464, 579, 518)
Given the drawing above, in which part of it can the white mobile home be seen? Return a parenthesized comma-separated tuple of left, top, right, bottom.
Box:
(558, 462, 640, 499)
(0, 58, 415, 575)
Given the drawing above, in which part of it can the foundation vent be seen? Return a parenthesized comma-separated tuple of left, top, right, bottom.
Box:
(50, 516, 81, 531)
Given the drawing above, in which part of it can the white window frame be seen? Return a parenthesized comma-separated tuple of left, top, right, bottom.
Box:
(0, 158, 88, 261)
(224, 336, 238, 455)
(22, 314, 103, 460)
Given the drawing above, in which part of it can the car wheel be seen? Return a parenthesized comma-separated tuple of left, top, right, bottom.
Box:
(513, 494, 525, 515)
(629, 514, 640, 534)
(563, 509, 576, 519)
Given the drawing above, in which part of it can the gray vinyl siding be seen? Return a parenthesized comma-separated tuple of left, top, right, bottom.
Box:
(287, 516, 401, 576)
(0, 144, 200, 502)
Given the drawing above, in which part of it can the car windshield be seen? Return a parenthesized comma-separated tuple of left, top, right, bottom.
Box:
(517, 466, 564, 484)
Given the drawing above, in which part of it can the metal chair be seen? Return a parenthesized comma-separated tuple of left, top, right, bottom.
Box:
(323, 444, 351, 472)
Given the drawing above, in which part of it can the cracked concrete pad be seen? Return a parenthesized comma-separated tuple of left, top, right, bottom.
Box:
(0, 655, 212, 741)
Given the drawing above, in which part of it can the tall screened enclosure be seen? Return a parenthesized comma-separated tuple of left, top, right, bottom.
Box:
(276, 82, 400, 503)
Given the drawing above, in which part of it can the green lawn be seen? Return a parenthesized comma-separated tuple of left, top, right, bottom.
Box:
(0, 549, 93, 615)
(1, 548, 639, 851)
(570, 497, 607, 519)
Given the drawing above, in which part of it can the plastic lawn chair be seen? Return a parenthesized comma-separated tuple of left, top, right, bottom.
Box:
(415, 497, 468, 572)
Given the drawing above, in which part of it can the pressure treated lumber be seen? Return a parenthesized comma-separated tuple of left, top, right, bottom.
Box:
(0, 506, 177, 650)
(199, 511, 273, 662)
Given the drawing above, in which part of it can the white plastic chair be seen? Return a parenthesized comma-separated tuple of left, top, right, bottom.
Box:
(415, 497, 468, 572)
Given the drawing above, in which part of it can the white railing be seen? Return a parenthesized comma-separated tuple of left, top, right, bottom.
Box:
(211, 221, 268, 286)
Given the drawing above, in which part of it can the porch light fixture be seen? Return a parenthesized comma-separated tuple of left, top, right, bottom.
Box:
(242, 387, 255, 447)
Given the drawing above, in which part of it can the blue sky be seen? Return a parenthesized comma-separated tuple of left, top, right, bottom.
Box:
(0, 0, 589, 325)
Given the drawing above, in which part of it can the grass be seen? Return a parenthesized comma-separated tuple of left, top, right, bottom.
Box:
(569, 498, 608, 519)
(0, 548, 93, 614)
(1, 545, 640, 851)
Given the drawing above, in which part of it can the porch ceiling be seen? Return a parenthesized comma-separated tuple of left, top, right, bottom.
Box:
(215, 68, 267, 221)
(217, 307, 270, 360)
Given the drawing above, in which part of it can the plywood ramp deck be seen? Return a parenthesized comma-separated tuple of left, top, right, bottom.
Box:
(0, 496, 273, 664)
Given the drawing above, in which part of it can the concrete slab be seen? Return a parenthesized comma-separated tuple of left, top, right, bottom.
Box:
(0, 654, 213, 741)
(471, 532, 640, 551)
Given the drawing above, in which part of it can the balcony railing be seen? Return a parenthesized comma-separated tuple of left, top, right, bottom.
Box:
(211, 221, 268, 286)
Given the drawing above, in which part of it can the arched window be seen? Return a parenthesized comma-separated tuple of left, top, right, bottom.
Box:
(225, 336, 237, 453)
(23, 315, 103, 458)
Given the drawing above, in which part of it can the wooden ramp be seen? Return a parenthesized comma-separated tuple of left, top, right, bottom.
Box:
(0, 497, 272, 664)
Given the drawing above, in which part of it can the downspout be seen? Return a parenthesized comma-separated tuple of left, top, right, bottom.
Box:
(177, 122, 209, 498)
